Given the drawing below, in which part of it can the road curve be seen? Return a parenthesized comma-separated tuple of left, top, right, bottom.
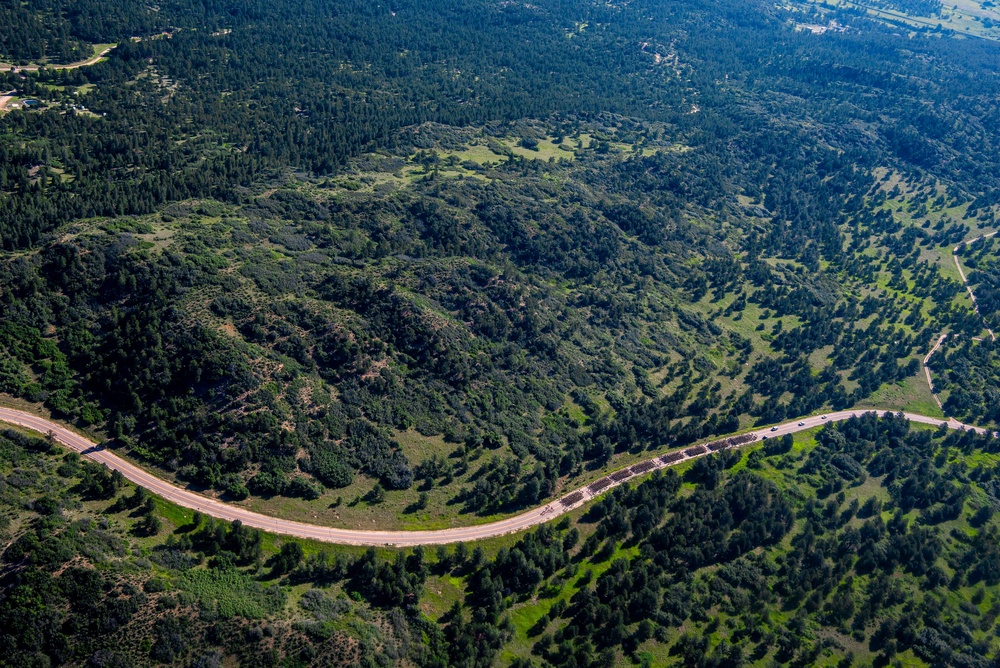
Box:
(0, 407, 990, 546)
(0, 45, 116, 73)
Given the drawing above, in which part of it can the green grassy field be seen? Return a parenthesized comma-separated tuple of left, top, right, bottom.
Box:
(796, 0, 1000, 39)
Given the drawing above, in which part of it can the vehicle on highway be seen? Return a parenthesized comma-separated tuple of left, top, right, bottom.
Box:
(770, 426, 778, 431)
(798, 422, 805, 426)
(821, 415, 827, 419)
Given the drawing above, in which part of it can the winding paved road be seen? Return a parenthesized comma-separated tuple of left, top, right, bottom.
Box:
(0, 407, 990, 546)
(0, 45, 116, 73)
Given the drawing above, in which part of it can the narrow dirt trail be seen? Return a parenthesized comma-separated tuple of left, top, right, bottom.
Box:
(921, 230, 999, 405)
(922, 333, 948, 409)
(953, 231, 998, 341)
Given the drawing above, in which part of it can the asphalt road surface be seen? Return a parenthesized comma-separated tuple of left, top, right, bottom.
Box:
(0, 406, 988, 546)
(0, 45, 116, 72)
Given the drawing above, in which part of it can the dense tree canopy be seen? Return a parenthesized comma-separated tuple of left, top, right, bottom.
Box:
(1, 0, 1000, 661)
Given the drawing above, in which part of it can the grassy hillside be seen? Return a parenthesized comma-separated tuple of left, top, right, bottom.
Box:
(0, 117, 991, 529)
(1, 0, 1000, 664)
